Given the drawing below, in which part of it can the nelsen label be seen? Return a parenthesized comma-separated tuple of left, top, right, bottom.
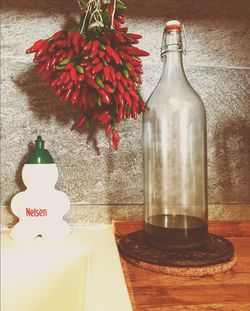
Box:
(26, 208, 48, 217)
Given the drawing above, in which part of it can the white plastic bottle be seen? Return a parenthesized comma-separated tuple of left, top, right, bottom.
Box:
(10, 136, 71, 241)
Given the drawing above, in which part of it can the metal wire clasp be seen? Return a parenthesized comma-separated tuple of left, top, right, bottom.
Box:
(160, 22, 188, 60)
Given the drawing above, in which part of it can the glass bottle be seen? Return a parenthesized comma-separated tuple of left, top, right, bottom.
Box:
(144, 20, 208, 250)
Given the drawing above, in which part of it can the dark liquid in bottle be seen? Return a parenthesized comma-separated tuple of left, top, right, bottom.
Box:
(145, 214, 208, 250)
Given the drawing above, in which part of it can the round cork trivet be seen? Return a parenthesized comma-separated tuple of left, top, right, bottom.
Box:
(119, 231, 236, 277)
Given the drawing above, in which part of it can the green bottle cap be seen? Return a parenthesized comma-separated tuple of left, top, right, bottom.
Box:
(26, 136, 54, 164)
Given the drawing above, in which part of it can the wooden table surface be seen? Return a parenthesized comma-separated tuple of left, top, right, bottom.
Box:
(115, 221, 250, 311)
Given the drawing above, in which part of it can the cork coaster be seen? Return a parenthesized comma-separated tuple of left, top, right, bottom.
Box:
(119, 230, 236, 277)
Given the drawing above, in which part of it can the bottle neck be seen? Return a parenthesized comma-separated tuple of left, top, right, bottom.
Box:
(161, 30, 186, 81)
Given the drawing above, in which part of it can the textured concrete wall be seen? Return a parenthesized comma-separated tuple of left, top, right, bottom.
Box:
(1, 0, 250, 226)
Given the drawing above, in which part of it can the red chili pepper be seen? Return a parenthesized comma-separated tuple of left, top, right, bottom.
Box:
(97, 110, 110, 121)
(99, 89, 111, 104)
(66, 81, 74, 90)
(116, 71, 122, 80)
(45, 59, 51, 70)
(104, 66, 111, 81)
(78, 74, 85, 82)
(55, 87, 62, 96)
(92, 63, 103, 74)
(55, 40, 68, 48)
(34, 49, 44, 59)
(129, 70, 138, 78)
(118, 50, 133, 62)
(92, 111, 101, 120)
(117, 105, 124, 123)
(67, 50, 74, 60)
(138, 97, 145, 112)
(126, 111, 131, 119)
(76, 115, 86, 128)
(126, 37, 139, 44)
(104, 84, 114, 94)
(113, 51, 122, 65)
(106, 46, 117, 59)
(85, 64, 93, 71)
(127, 78, 136, 88)
(90, 48, 99, 59)
(129, 58, 142, 66)
(137, 76, 142, 84)
(110, 66, 116, 81)
(92, 40, 99, 51)
(50, 78, 59, 88)
(92, 57, 101, 65)
(52, 30, 64, 40)
(105, 54, 111, 63)
(64, 73, 71, 84)
(83, 42, 92, 51)
(127, 46, 150, 57)
(80, 36, 86, 49)
(128, 87, 138, 99)
(43, 70, 53, 79)
(37, 64, 46, 76)
(76, 82, 82, 89)
(116, 15, 125, 24)
(105, 124, 112, 136)
(70, 67, 78, 81)
(119, 27, 128, 32)
(85, 70, 92, 79)
(117, 92, 124, 106)
(26, 39, 44, 54)
(108, 5, 114, 17)
(86, 78, 100, 90)
(57, 79, 64, 86)
(72, 89, 80, 101)
(51, 56, 58, 67)
(58, 52, 68, 63)
(56, 50, 64, 56)
(90, 40, 99, 57)
(72, 32, 81, 45)
(117, 82, 124, 94)
(67, 32, 73, 47)
(127, 33, 142, 39)
(112, 130, 120, 151)
(99, 50, 105, 58)
(113, 20, 121, 29)
(101, 115, 111, 125)
(132, 108, 138, 120)
(121, 76, 128, 87)
(65, 63, 74, 70)
(124, 91, 132, 106)
(135, 67, 143, 74)
(114, 30, 125, 43)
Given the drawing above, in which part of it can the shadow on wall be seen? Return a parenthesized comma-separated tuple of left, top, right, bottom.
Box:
(13, 67, 102, 154)
(214, 119, 250, 203)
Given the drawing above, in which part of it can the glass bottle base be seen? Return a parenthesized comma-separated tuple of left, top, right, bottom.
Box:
(145, 214, 208, 251)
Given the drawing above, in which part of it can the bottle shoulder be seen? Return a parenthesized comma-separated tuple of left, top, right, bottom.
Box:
(146, 79, 205, 111)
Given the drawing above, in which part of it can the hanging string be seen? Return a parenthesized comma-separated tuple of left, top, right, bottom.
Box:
(110, 0, 117, 29)
(79, 0, 104, 33)
(88, 0, 104, 29)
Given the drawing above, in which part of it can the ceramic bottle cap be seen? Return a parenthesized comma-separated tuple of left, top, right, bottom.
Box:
(26, 136, 54, 164)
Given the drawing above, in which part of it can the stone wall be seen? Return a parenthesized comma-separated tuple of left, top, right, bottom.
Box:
(1, 0, 250, 226)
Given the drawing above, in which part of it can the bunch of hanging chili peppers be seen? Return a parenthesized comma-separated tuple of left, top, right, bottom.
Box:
(26, 0, 149, 150)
